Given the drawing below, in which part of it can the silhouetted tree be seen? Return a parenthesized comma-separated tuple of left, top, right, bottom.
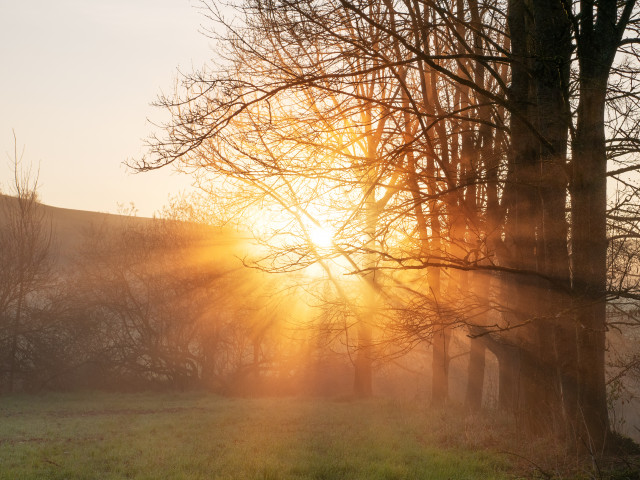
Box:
(0, 134, 53, 392)
(140, 0, 640, 452)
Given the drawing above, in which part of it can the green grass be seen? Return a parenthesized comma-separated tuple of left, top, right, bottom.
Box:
(0, 393, 535, 479)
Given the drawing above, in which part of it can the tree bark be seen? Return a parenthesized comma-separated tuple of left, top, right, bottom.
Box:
(570, 0, 628, 451)
(531, 0, 574, 437)
(572, 76, 610, 450)
(465, 334, 486, 410)
(505, 0, 545, 429)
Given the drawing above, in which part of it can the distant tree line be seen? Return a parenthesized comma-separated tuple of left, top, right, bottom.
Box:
(0, 160, 374, 396)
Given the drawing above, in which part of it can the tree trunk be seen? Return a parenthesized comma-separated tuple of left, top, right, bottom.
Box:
(569, 0, 624, 450)
(497, 344, 520, 412)
(353, 322, 373, 397)
(8, 280, 25, 393)
(572, 76, 610, 451)
(465, 334, 486, 410)
(505, 0, 545, 430)
(353, 115, 379, 399)
(432, 325, 450, 405)
(531, 0, 574, 438)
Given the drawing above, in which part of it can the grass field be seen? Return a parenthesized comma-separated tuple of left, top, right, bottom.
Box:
(0, 392, 620, 479)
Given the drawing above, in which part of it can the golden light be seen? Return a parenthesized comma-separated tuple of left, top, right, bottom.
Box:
(308, 224, 334, 249)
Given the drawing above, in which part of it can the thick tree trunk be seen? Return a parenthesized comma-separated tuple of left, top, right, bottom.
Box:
(572, 77, 610, 451)
(465, 334, 486, 410)
(464, 269, 490, 410)
(531, 0, 574, 438)
(497, 344, 520, 412)
(569, 0, 624, 449)
(505, 0, 545, 429)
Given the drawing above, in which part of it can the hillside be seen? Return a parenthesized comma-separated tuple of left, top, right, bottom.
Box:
(0, 194, 244, 267)
(45, 203, 155, 266)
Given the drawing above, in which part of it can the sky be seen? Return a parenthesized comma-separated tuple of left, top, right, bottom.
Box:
(0, 0, 216, 217)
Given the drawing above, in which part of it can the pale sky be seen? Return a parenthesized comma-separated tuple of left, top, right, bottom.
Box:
(0, 0, 216, 217)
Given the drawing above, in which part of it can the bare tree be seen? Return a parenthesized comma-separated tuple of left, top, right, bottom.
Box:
(0, 133, 52, 392)
(75, 208, 285, 392)
(139, 0, 640, 452)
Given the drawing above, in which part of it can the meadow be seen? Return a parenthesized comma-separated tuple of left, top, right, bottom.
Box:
(0, 392, 625, 480)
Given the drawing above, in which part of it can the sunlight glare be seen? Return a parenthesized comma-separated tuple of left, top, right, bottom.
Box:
(309, 225, 333, 249)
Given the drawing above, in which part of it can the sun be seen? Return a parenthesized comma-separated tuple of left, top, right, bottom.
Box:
(308, 224, 334, 249)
